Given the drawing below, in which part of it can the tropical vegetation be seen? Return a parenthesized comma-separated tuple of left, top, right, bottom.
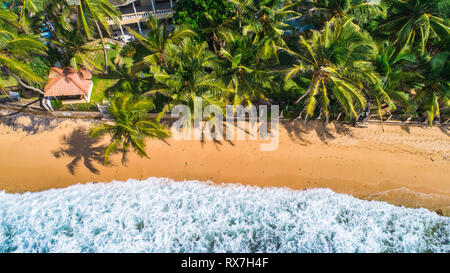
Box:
(90, 92, 169, 164)
(1, 0, 449, 161)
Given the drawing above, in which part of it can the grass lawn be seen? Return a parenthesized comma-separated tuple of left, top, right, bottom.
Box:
(92, 43, 120, 69)
(91, 76, 116, 103)
(89, 42, 150, 104)
(89, 42, 122, 104)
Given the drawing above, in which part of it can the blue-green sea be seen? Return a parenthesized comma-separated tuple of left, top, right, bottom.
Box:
(0, 178, 448, 253)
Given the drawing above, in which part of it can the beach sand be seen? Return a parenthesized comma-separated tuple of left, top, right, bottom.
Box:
(0, 111, 449, 215)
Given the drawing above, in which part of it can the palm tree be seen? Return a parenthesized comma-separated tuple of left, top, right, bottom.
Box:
(42, 0, 76, 39)
(0, 8, 47, 95)
(414, 52, 449, 125)
(373, 41, 421, 113)
(50, 27, 103, 71)
(128, 15, 195, 67)
(90, 92, 170, 164)
(148, 38, 226, 119)
(231, 0, 300, 40)
(378, 0, 449, 55)
(285, 20, 389, 122)
(102, 60, 153, 95)
(16, 0, 40, 33)
(0, 6, 21, 28)
(217, 31, 278, 107)
(76, 0, 121, 73)
(301, 0, 384, 27)
(202, 11, 233, 55)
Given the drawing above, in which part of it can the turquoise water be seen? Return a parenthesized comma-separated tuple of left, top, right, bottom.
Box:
(0, 178, 448, 253)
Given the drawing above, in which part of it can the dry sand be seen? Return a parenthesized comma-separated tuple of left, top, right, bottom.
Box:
(0, 110, 449, 215)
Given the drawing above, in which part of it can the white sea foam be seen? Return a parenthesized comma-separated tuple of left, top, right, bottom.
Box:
(0, 178, 448, 253)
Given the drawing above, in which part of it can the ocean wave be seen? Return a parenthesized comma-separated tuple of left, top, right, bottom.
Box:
(0, 178, 448, 253)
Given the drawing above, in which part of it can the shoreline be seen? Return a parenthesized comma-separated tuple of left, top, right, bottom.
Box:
(1, 111, 449, 215)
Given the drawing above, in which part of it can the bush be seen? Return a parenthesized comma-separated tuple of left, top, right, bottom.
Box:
(120, 42, 136, 57)
(50, 99, 63, 110)
(173, 0, 234, 36)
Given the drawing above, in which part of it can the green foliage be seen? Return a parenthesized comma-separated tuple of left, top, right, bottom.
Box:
(0, 8, 47, 93)
(296, 0, 384, 29)
(90, 93, 170, 164)
(102, 60, 154, 95)
(414, 52, 449, 124)
(51, 99, 63, 110)
(378, 0, 450, 55)
(29, 55, 51, 79)
(5, 0, 450, 125)
(149, 38, 226, 119)
(173, 0, 234, 35)
(129, 15, 195, 66)
(50, 27, 103, 71)
(373, 41, 420, 113)
(217, 31, 279, 107)
(120, 42, 136, 58)
(285, 20, 385, 121)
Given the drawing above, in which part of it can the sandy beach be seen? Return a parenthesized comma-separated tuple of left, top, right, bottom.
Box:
(0, 111, 449, 215)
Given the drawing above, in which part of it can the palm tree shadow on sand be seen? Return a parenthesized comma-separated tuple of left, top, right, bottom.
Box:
(52, 127, 107, 175)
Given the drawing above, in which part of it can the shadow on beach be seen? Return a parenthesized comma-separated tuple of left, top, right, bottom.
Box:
(283, 120, 355, 145)
(0, 111, 61, 135)
(52, 127, 106, 175)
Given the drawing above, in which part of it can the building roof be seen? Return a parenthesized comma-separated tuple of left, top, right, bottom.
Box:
(44, 67, 92, 97)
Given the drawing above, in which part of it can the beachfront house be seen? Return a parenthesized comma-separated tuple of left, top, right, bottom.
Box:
(42, 68, 93, 111)
(109, 0, 176, 39)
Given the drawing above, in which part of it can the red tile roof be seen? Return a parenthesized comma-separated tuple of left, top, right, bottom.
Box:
(44, 67, 93, 97)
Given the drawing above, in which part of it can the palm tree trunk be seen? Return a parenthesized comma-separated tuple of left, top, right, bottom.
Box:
(95, 20, 108, 74)
(212, 32, 222, 55)
(5, 68, 45, 95)
(294, 76, 319, 104)
(238, 10, 242, 29)
(294, 88, 311, 104)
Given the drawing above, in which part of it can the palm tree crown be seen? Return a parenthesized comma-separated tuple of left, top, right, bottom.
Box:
(378, 0, 449, 55)
(285, 20, 386, 121)
(75, 0, 121, 72)
(91, 92, 170, 164)
(129, 15, 196, 66)
(149, 38, 225, 118)
(0, 8, 47, 93)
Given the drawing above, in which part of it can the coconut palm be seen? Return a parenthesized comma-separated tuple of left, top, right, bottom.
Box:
(285, 20, 389, 122)
(101, 60, 153, 95)
(128, 15, 195, 67)
(75, 0, 121, 73)
(50, 27, 103, 71)
(148, 38, 226, 119)
(0, 9, 47, 95)
(16, 0, 40, 33)
(373, 41, 421, 112)
(217, 31, 278, 107)
(378, 0, 450, 55)
(42, 0, 76, 39)
(90, 92, 170, 164)
(414, 52, 449, 125)
(202, 11, 234, 55)
(232, 0, 301, 39)
(0, 6, 21, 29)
(301, 0, 384, 27)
